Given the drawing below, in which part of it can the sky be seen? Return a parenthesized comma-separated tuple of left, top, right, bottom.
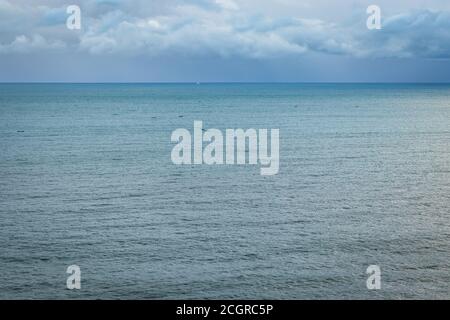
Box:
(1, 0, 450, 82)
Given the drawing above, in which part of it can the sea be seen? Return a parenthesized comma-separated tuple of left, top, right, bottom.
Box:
(0, 83, 449, 299)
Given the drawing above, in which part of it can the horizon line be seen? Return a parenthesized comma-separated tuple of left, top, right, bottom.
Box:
(1, 81, 450, 85)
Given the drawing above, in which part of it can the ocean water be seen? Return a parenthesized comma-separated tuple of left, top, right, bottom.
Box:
(0, 83, 449, 299)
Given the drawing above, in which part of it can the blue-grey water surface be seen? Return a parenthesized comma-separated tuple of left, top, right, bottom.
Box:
(0, 83, 449, 299)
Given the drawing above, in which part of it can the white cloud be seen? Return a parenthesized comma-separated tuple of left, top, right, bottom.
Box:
(1, 0, 450, 59)
(215, 0, 239, 11)
(0, 34, 65, 53)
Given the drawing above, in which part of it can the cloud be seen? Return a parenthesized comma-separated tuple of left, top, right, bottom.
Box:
(1, 0, 450, 60)
(360, 10, 450, 58)
(0, 34, 65, 53)
(78, 8, 311, 57)
(41, 7, 67, 26)
(215, 0, 239, 11)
